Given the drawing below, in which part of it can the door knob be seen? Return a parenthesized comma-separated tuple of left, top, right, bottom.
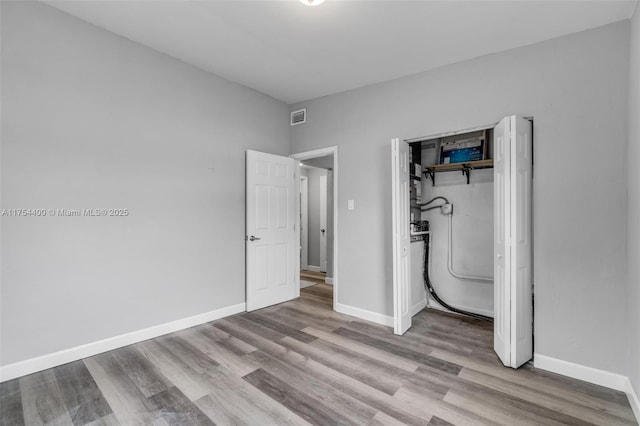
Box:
(497, 253, 503, 259)
(321, 229, 326, 234)
(248, 235, 261, 241)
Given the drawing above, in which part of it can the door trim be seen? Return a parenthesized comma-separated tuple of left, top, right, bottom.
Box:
(290, 146, 338, 312)
(400, 117, 534, 367)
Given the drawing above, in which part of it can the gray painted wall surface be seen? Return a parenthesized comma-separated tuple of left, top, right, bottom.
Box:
(0, 2, 290, 365)
(303, 155, 333, 170)
(409, 241, 426, 311)
(421, 169, 493, 315)
(291, 22, 630, 374)
(628, 5, 640, 399)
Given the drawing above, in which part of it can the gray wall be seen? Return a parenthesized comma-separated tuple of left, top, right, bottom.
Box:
(409, 241, 426, 311)
(628, 5, 640, 399)
(291, 22, 630, 375)
(303, 156, 333, 170)
(421, 169, 493, 316)
(0, 1, 290, 365)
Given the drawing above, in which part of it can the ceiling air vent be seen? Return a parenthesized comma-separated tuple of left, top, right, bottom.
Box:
(290, 108, 306, 126)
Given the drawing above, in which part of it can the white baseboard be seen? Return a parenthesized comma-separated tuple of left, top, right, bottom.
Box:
(427, 297, 494, 318)
(625, 378, 640, 423)
(533, 353, 627, 391)
(305, 265, 321, 272)
(335, 303, 393, 327)
(332, 299, 431, 330)
(0, 302, 246, 383)
(410, 298, 427, 317)
(325, 277, 334, 285)
(534, 353, 640, 423)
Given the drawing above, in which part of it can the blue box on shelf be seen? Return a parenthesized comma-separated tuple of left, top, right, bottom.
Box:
(439, 137, 485, 164)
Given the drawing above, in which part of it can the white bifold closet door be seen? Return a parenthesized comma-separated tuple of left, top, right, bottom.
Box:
(493, 115, 533, 368)
(391, 138, 412, 335)
(391, 116, 533, 367)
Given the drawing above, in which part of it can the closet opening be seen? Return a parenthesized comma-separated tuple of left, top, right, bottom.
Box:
(392, 116, 533, 368)
(409, 128, 495, 323)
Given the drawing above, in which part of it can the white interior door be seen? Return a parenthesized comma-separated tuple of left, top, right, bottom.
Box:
(246, 150, 299, 311)
(494, 117, 512, 366)
(300, 176, 308, 270)
(511, 116, 533, 368)
(319, 174, 327, 273)
(392, 138, 412, 335)
(493, 116, 533, 368)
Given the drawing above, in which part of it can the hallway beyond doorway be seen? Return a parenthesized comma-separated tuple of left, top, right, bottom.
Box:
(300, 269, 326, 289)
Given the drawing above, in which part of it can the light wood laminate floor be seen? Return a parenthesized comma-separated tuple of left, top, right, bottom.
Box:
(1, 284, 637, 425)
(300, 270, 326, 282)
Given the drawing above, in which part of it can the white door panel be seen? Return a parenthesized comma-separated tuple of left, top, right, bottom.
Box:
(392, 138, 412, 335)
(493, 116, 533, 368)
(246, 150, 298, 311)
(511, 116, 533, 368)
(494, 117, 511, 366)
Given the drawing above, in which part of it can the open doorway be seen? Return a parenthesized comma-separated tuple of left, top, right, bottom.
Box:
(392, 116, 533, 369)
(290, 147, 338, 310)
(299, 164, 331, 284)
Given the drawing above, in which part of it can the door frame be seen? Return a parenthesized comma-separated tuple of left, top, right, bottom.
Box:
(290, 146, 338, 311)
(401, 122, 499, 321)
(396, 117, 534, 366)
(300, 175, 309, 270)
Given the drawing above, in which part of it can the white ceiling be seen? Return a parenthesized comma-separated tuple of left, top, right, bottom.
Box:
(46, 0, 637, 104)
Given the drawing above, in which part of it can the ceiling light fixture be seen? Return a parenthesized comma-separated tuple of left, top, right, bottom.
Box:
(299, 0, 325, 6)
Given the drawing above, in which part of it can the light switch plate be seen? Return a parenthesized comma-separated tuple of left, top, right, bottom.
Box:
(348, 200, 355, 210)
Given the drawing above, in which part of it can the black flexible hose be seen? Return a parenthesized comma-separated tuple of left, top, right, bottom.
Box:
(418, 196, 449, 206)
(423, 233, 493, 323)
